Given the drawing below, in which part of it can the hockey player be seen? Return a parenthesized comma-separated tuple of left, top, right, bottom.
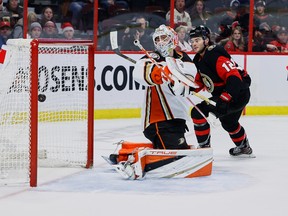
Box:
(188, 25, 253, 156)
(132, 24, 197, 150)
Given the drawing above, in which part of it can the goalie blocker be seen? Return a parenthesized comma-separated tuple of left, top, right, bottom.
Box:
(104, 141, 213, 179)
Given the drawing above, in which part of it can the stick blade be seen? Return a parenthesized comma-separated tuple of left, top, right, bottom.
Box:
(110, 30, 118, 50)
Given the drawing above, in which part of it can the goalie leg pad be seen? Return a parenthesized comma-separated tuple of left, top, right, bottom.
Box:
(110, 148, 213, 180)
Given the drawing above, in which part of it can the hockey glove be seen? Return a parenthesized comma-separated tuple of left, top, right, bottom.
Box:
(216, 92, 232, 115)
(150, 66, 171, 85)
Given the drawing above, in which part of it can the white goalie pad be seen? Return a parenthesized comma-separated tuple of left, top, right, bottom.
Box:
(106, 147, 213, 180)
(143, 148, 213, 178)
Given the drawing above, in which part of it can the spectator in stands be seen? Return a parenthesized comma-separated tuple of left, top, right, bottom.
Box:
(224, 25, 246, 52)
(215, 23, 232, 45)
(254, 0, 277, 29)
(0, 11, 13, 34)
(276, 5, 288, 30)
(175, 25, 192, 52)
(166, 0, 192, 31)
(2, 0, 21, 29)
(28, 12, 40, 27)
(61, 22, 75, 40)
(268, 27, 288, 53)
(189, 0, 215, 32)
(9, 11, 39, 39)
(218, 0, 240, 29)
(205, 0, 230, 14)
(121, 16, 154, 51)
(29, 22, 42, 39)
(5, 0, 23, 19)
(100, 0, 129, 17)
(252, 23, 278, 52)
(258, 22, 274, 42)
(40, 6, 56, 28)
(41, 21, 59, 38)
(215, 0, 242, 44)
(9, 16, 22, 38)
(267, 0, 288, 13)
(68, 0, 93, 29)
(0, 0, 8, 13)
(0, 21, 12, 45)
(233, 3, 250, 38)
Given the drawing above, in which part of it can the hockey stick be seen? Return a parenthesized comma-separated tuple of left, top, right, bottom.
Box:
(110, 30, 136, 64)
(133, 40, 216, 106)
(186, 97, 218, 128)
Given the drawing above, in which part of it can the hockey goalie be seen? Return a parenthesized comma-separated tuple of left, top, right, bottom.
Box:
(104, 141, 213, 180)
(104, 25, 216, 179)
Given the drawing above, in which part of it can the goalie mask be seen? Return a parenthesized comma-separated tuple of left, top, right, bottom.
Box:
(152, 25, 178, 57)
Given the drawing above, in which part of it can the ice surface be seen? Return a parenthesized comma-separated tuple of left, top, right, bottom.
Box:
(0, 116, 288, 216)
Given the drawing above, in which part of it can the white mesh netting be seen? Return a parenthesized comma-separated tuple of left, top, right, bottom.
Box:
(0, 39, 91, 185)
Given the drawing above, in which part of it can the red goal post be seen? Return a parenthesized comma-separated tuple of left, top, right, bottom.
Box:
(0, 39, 95, 187)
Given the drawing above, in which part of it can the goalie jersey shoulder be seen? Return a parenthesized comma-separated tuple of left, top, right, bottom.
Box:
(140, 51, 164, 63)
(174, 50, 193, 63)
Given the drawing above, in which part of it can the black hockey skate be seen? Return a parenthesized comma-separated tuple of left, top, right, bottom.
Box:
(197, 136, 211, 148)
(109, 154, 118, 164)
(198, 143, 211, 148)
(229, 138, 255, 158)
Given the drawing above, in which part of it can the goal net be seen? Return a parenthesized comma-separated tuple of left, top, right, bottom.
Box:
(0, 39, 94, 186)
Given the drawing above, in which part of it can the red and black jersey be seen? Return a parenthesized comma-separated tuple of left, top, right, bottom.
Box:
(193, 45, 251, 99)
(269, 40, 288, 53)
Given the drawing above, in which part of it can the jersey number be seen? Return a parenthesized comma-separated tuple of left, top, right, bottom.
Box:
(222, 59, 242, 72)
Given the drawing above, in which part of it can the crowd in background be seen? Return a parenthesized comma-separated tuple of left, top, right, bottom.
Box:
(0, 0, 287, 52)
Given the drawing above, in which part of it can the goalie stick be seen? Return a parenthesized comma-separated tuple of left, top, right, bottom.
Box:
(110, 30, 136, 64)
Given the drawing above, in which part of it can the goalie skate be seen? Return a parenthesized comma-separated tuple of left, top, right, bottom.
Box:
(114, 161, 136, 179)
(101, 155, 116, 165)
(102, 158, 136, 179)
(102, 155, 137, 179)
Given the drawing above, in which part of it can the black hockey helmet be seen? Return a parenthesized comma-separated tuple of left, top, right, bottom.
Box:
(189, 25, 211, 40)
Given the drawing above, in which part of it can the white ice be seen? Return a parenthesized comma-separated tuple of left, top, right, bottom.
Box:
(0, 116, 288, 216)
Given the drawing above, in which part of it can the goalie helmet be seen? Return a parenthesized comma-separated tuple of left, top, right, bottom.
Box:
(189, 25, 211, 40)
(152, 25, 178, 57)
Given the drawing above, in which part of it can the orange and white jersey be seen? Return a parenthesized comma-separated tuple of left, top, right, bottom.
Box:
(133, 51, 197, 130)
